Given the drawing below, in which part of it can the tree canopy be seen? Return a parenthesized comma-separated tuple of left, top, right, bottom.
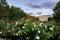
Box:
(0, 0, 8, 7)
(0, 0, 26, 22)
(53, 1, 60, 23)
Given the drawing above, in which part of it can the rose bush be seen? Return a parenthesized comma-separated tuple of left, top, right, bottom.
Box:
(0, 18, 56, 40)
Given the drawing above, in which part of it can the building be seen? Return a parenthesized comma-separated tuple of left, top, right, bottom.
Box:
(38, 15, 52, 22)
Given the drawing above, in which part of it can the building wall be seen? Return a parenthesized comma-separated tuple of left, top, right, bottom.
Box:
(39, 15, 52, 22)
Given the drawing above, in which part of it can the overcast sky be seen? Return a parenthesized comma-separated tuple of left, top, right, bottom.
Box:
(7, 0, 60, 16)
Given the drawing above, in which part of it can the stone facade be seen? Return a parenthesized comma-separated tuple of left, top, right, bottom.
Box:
(38, 15, 52, 22)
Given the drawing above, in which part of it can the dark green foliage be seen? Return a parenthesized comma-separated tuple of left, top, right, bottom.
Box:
(8, 6, 26, 21)
(53, 1, 60, 23)
(0, 0, 26, 21)
(0, 20, 55, 40)
(48, 17, 53, 21)
(0, 0, 8, 6)
(53, 2, 60, 39)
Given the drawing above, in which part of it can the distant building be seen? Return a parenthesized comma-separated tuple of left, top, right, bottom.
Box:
(38, 15, 52, 22)
(26, 13, 53, 22)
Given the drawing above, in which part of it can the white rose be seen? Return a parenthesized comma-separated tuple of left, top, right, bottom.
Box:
(16, 21, 18, 25)
(27, 37, 29, 39)
(12, 28, 15, 31)
(22, 26, 25, 29)
(18, 31, 21, 33)
(45, 26, 47, 28)
(38, 31, 41, 33)
(22, 18, 24, 20)
(27, 19, 29, 21)
(35, 36, 40, 40)
(39, 23, 43, 26)
(34, 24, 36, 27)
(1, 20, 3, 22)
(24, 24, 26, 25)
(25, 20, 27, 22)
(8, 30, 10, 32)
(7, 23, 10, 25)
(0, 32, 2, 34)
(16, 33, 18, 36)
(33, 23, 35, 24)
(50, 27, 53, 30)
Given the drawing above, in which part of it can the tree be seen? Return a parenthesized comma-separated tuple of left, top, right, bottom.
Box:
(53, 1, 60, 23)
(0, 0, 26, 21)
(53, 2, 60, 40)
(0, 0, 8, 7)
(0, 0, 9, 20)
(8, 6, 26, 21)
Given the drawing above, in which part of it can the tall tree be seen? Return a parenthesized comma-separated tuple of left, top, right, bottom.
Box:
(0, 0, 8, 6)
(0, 0, 26, 21)
(8, 6, 26, 21)
(53, 1, 60, 23)
(0, 0, 8, 20)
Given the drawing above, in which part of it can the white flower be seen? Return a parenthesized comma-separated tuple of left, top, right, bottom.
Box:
(35, 36, 40, 40)
(8, 30, 10, 32)
(33, 22, 35, 24)
(7, 23, 10, 25)
(50, 27, 53, 30)
(38, 31, 41, 33)
(25, 20, 27, 22)
(0, 32, 2, 34)
(18, 31, 21, 33)
(16, 33, 18, 36)
(39, 23, 43, 26)
(22, 18, 24, 20)
(22, 17, 25, 20)
(27, 19, 29, 21)
(16, 21, 18, 25)
(34, 24, 36, 27)
(1, 20, 3, 22)
(12, 28, 15, 31)
(27, 37, 29, 39)
(24, 24, 26, 25)
(45, 26, 47, 28)
(22, 26, 25, 29)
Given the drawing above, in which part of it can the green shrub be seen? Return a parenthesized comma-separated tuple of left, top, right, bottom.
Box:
(0, 19, 55, 40)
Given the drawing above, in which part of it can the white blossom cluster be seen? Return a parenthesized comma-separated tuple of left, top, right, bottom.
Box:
(0, 18, 55, 40)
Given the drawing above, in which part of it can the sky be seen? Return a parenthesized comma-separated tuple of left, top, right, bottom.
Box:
(7, 0, 60, 17)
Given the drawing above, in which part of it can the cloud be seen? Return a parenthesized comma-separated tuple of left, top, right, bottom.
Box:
(36, 12, 42, 14)
(40, 1, 57, 9)
(50, 0, 60, 2)
(38, 8, 54, 15)
(26, 0, 60, 9)
(31, 8, 54, 17)
(26, 4, 41, 8)
(26, 1, 56, 9)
